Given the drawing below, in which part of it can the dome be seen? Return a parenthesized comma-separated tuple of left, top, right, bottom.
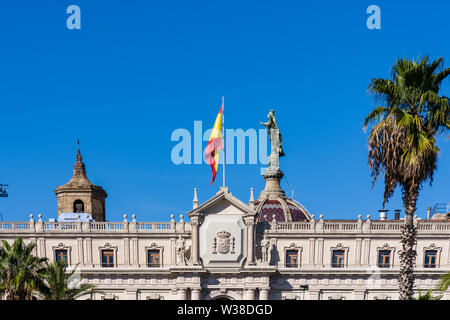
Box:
(255, 198, 311, 222)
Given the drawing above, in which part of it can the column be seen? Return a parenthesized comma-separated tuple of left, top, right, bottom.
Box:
(244, 289, 255, 300)
(191, 289, 201, 300)
(191, 216, 199, 265)
(177, 288, 187, 300)
(123, 238, 130, 266)
(316, 238, 324, 267)
(131, 237, 139, 267)
(362, 238, 371, 266)
(308, 238, 315, 266)
(125, 289, 138, 300)
(170, 238, 176, 264)
(37, 238, 46, 258)
(355, 238, 362, 266)
(259, 289, 269, 300)
(85, 237, 93, 267)
(245, 217, 255, 265)
(77, 238, 84, 265)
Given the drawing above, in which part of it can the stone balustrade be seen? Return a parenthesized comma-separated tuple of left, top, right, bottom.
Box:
(2, 216, 448, 235)
(43, 222, 80, 231)
(270, 219, 450, 234)
(0, 222, 32, 232)
(0, 214, 190, 233)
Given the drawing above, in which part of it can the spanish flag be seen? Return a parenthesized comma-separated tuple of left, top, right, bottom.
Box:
(204, 99, 224, 185)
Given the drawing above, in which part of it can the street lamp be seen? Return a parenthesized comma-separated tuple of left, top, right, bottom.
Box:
(300, 285, 309, 300)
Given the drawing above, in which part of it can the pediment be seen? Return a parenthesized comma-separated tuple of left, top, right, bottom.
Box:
(188, 187, 255, 217)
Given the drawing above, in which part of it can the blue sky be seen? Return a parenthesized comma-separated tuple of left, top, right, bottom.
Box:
(0, 0, 448, 222)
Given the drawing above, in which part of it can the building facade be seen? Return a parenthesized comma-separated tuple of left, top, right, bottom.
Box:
(0, 150, 449, 300)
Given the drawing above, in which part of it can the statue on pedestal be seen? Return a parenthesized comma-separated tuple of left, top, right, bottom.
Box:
(261, 234, 270, 264)
(176, 235, 186, 265)
(260, 110, 285, 171)
(258, 109, 287, 200)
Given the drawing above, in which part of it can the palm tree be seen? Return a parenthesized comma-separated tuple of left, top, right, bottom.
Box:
(364, 56, 450, 300)
(38, 260, 103, 300)
(0, 237, 47, 300)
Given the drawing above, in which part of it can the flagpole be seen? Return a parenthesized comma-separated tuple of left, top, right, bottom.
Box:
(222, 96, 225, 188)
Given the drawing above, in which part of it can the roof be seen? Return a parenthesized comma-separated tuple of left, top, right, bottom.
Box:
(54, 150, 107, 196)
(255, 198, 311, 222)
(187, 186, 256, 218)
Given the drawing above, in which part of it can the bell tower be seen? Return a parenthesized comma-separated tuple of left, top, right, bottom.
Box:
(54, 148, 107, 221)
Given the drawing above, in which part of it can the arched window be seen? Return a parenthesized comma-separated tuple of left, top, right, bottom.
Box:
(73, 199, 84, 213)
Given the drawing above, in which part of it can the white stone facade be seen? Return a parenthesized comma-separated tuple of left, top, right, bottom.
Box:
(1, 187, 449, 300)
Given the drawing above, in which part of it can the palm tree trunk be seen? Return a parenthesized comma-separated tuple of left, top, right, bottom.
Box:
(399, 184, 418, 300)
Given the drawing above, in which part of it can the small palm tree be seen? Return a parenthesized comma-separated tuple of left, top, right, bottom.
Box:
(437, 273, 450, 293)
(364, 56, 450, 300)
(416, 289, 442, 300)
(0, 237, 47, 300)
(38, 260, 103, 300)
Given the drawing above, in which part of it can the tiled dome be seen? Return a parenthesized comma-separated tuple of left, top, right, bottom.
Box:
(255, 198, 310, 222)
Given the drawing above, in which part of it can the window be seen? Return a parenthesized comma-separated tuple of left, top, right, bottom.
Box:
(378, 250, 391, 268)
(147, 250, 160, 267)
(424, 250, 437, 268)
(332, 250, 345, 268)
(55, 249, 68, 265)
(285, 250, 299, 267)
(73, 199, 84, 213)
(102, 250, 114, 267)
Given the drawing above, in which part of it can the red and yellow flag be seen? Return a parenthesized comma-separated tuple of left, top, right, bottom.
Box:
(204, 101, 224, 185)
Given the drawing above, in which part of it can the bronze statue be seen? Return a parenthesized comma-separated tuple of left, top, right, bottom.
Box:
(260, 109, 285, 158)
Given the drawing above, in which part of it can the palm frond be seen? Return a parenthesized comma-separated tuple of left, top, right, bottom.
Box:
(38, 261, 103, 300)
(433, 67, 450, 86)
(437, 273, 450, 292)
(363, 107, 388, 130)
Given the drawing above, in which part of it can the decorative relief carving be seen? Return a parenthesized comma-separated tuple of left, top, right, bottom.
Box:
(216, 230, 231, 254)
(199, 214, 246, 266)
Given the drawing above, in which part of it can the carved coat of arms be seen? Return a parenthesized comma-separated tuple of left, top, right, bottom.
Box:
(216, 230, 231, 254)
